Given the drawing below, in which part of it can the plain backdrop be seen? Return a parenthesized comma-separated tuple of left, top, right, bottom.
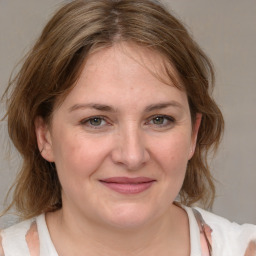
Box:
(0, 0, 256, 228)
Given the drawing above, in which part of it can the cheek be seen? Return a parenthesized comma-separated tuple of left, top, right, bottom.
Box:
(151, 131, 191, 176)
(51, 130, 111, 180)
(146, 131, 192, 205)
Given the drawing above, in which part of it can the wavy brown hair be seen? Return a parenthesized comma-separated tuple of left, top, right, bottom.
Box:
(2, 0, 224, 219)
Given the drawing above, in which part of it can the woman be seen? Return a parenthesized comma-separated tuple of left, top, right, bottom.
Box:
(0, 0, 255, 255)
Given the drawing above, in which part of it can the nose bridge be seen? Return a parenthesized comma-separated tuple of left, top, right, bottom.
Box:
(112, 123, 149, 170)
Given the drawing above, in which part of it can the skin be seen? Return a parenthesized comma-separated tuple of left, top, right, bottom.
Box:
(244, 240, 256, 256)
(0, 235, 4, 256)
(35, 42, 201, 256)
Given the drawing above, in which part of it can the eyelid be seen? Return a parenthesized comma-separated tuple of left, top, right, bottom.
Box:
(147, 114, 175, 121)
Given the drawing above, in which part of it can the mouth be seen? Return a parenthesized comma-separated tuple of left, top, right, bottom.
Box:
(99, 177, 156, 194)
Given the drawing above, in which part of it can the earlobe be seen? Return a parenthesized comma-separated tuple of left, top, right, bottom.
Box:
(34, 116, 55, 162)
(188, 113, 202, 159)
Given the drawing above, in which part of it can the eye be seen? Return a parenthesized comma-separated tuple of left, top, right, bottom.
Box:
(89, 117, 104, 126)
(146, 115, 175, 128)
(152, 116, 165, 125)
(80, 116, 108, 128)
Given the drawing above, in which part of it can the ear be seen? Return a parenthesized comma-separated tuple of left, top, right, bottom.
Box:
(34, 116, 55, 162)
(188, 113, 202, 160)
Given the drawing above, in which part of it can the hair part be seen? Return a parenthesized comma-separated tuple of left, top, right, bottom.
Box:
(2, 0, 224, 219)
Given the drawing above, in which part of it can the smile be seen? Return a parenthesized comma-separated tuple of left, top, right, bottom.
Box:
(99, 177, 156, 194)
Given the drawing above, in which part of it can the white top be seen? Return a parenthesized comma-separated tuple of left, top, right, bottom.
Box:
(1, 207, 256, 256)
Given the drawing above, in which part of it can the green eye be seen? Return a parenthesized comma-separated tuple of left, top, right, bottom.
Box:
(80, 116, 109, 130)
(89, 117, 103, 126)
(153, 116, 165, 125)
(147, 115, 175, 128)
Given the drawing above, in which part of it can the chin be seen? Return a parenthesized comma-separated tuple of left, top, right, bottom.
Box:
(101, 203, 157, 229)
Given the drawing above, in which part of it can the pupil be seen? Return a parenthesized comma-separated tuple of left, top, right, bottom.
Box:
(154, 117, 164, 124)
(90, 118, 101, 126)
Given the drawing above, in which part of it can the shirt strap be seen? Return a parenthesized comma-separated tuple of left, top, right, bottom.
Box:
(192, 208, 213, 256)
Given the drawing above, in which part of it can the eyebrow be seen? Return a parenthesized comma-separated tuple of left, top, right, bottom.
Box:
(144, 101, 182, 112)
(68, 101, 182, 113)
(69, 103, 117, 113)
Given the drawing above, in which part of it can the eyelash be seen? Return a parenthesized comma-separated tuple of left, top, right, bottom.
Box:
(80, 115, 175, 129)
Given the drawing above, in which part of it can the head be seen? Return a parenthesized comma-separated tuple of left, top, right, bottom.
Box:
(4, 0, 223, 219)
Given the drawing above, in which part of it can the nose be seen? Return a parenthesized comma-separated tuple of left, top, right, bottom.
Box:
(111, 127, 150, 171)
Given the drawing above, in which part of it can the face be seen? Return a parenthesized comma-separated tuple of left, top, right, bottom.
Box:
(36, 43, 200, 229)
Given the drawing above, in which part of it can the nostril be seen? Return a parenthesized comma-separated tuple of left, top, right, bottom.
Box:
(110, 132, 150, 169)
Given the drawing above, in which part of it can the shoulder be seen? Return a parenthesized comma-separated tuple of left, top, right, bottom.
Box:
(195, 207, 256, 236)
(1, 217, 35, 238)
(195, 207, 256, 255)
(0, 216, 39, 255)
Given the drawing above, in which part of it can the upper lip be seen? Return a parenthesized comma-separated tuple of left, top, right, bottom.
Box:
(100, 177, 156, 184)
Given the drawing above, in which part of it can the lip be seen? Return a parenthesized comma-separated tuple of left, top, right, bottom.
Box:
(99, 177, 156, 194)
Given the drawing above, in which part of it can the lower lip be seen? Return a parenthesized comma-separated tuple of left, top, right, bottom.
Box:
(100, 181, 155, 194)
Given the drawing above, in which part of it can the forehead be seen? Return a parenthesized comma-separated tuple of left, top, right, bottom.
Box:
(57, 42, 188, 111)
(84, 42, 182, 88)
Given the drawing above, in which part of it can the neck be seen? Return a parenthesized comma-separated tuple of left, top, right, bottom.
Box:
(46, 203, 190, 256)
